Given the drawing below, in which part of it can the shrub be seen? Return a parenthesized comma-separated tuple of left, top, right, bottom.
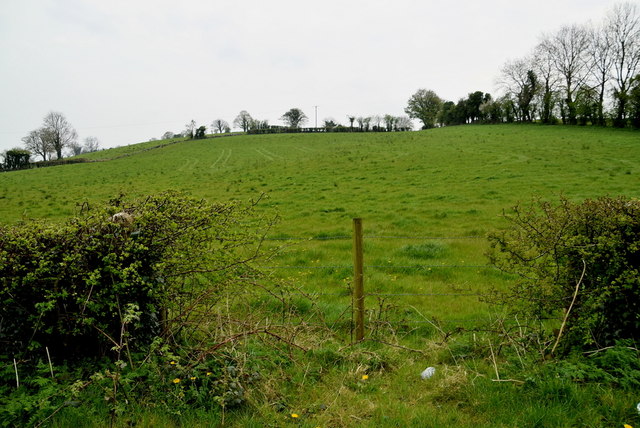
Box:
(488, 196, 640, 351)
(0, 192, 270, 361)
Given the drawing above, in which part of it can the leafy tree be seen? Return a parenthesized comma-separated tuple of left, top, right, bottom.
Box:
(194, 125, 207, 139)
(383, 114, 395, 131)
(438, 101, 457, 126)
(519, 71, 538, 122)
(501, 95, 517, 123)
(249, 119, 269, 131)
(3, 148, 30, 170)
(281, 108, 308, 129)
(575, 85, 598, 125)
(630, 74, 640, 128)
(162, 131, 174, 140)
(323, 118, 338, 131)
(454, 98, 470, 124)
(466, 91, 488, 123)
(42, 111, 77, 160)
(479, 98, 504, 124)
(405, 89, 442, 129)
(233, 111, 253, 132)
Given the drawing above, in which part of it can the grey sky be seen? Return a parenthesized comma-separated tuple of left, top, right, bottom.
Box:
(0, 0, 626, 152)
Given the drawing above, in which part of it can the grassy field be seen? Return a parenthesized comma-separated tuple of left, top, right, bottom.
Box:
(3, 124, 639, 228)
(2, 124, 640, 426)
(2, 124, 638, 322)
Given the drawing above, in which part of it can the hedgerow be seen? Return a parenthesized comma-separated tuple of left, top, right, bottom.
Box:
(0, 191, 272, 361)
(488, 196, 640, 352)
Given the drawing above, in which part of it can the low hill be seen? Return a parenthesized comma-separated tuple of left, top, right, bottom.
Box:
(1, 124, 638, 236)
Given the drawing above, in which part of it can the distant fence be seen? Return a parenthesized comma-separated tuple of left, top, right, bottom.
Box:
(247, 126, 412, 135)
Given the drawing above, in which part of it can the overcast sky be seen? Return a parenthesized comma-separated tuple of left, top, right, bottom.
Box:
(0, 0, 628, 152)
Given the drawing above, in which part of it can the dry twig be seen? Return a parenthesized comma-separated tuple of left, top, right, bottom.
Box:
(550, 259, 586, 355)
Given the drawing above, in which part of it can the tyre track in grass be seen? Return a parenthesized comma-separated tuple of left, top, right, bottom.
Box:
(211, 149, 232, 169)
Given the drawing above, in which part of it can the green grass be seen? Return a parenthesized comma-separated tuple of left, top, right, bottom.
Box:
(3, 125, 638, 228)
(3, 124, 640, 426)
(3, 124, 639, 338)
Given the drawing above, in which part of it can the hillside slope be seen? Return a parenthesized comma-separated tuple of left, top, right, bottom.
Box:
(1, 125, 638, 236)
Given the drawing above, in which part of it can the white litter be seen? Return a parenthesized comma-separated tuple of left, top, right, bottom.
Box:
(420, 367, 436, 379)
(636, 402, 640, 414)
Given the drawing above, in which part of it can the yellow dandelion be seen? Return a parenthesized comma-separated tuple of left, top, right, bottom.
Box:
(172, 378, 181, 384)
(291, 413, 299, 418)
(190, 376, 197, 381)
(624, 425, 633, 428)
(361, 374, 369, 380)
(206, 372, 212, 376)
(170, 361, 177, 365)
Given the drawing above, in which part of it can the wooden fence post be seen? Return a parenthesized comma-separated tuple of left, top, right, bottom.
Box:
(353, 218, 365, 342)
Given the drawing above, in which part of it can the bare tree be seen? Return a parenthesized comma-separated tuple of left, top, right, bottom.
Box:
(211, 119, 230, 133)
(363, 116, 371, 131)
(347, 116, 355, 130)
(42, 111, 77, 159)
(395, 116, 413, 131)
(587, 23, 614, 126)
(22, 128, 53, 161)
(68, 140, 83, 156)
(83, 136, 100, 153)
(533, 45, 561, 124)
(185, 120, 196, 139)
(233, 111, 253, 132)
(371, 115, 383, 130)
(538, 25, 592, 125)
(607, 2, 640, 126)
(499, 56, 540, 122)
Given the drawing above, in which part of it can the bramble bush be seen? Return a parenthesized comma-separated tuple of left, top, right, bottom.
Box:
(488, 196, 640, 352)
(0, 192, 331, 426)
(0, 192, 294, 425)
(0, 191, 273, 361)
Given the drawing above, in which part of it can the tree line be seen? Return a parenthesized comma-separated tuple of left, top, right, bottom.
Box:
(160, 108, 414, 140)
(499, 2, 640, 127)
(1, 111, 101, 171)
(404, 2, 640, 130)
